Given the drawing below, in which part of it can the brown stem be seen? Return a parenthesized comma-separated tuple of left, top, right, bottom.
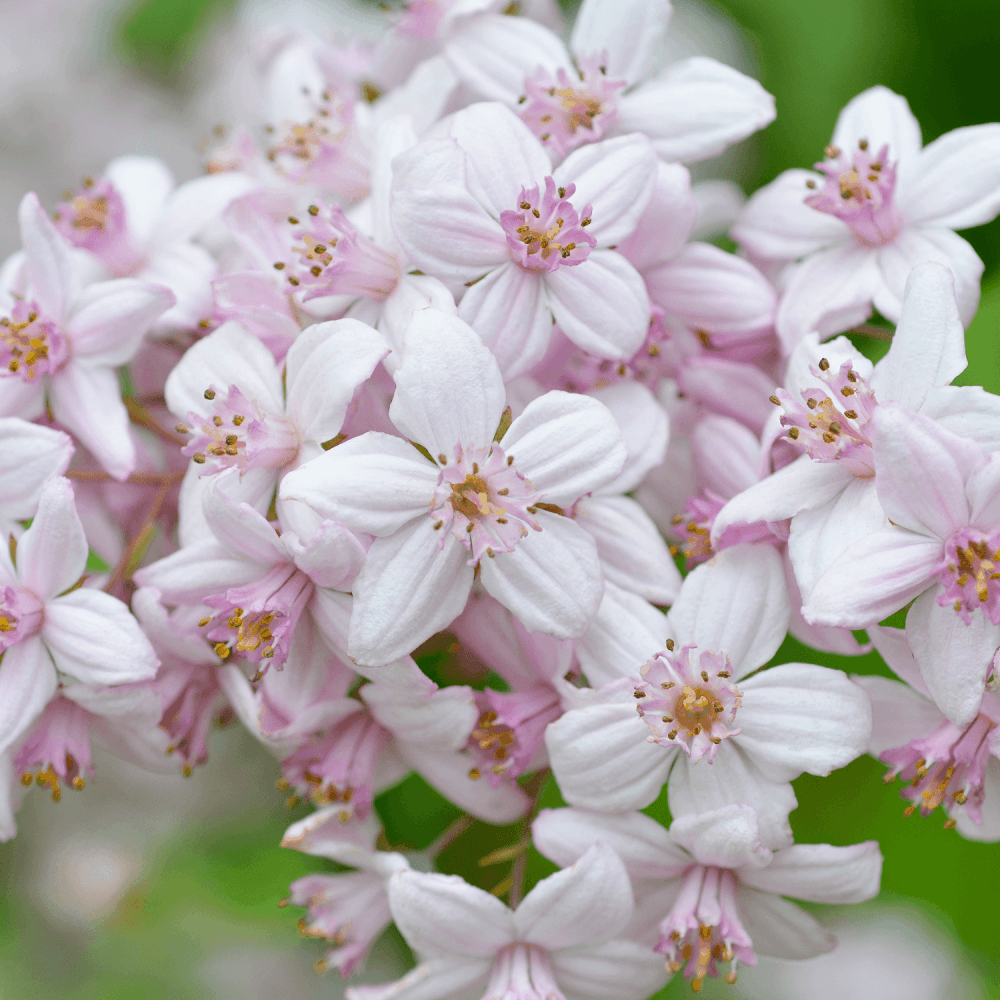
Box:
(123, 396, 186, 447)
(427, 814, 476, 856)
(67, 469, 183, 486)
(508, 769, 550, 908)
(849, 322, 894, 342)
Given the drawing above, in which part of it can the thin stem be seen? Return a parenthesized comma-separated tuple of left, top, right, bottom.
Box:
(123, 396, 186, 447)
(427, 814, 476, 856)
(508, 768, 549, 908)
(66, 469, 182, 486)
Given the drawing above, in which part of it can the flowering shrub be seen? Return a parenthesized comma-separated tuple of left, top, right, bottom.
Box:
(2, 0, 999, 994)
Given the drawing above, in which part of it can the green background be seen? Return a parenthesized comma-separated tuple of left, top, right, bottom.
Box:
(1, 0, 998, 996)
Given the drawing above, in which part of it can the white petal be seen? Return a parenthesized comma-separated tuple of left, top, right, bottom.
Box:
(479, 512, 603, 639)
(349, 519, 473, 666)
(576, 497, 680, 605)
(618, 57, 775, 164)
(899, 123, 1000, 229)
(346, 959, 491, 1000)
(457, 262, 552, 380)
(732, 169, 848, 263)
(954, 756, 1000, 842)
(132, 539, 260, 602)
(378, 274, 457, 368)
(545, 698, 673, 812)
(156, 171, 257, 246)
(737, 663, 872, 782)
(576, 580, 669, 686)
(875, 227, 982, 326)
(445, 15, 571, 104)
(202, 475, 286, 565)
(645, 242, 777, 346)
(445, 103, 550, 218)
(0, 419, 72, 523)
(280, 433, 436, 538)
(691, 414, 760, 501)
(66, 279, 175, 365)
(391, 138, 508, 283)
(775, 242, 880, 352)
(711, 457, 851, 544)
(870, 262, 966, 412)
(285, 319, 389, 443)
(922, 385, 1000, 452)
(803, 528, 942, 628)
(735, 887, 834, 959)
(287, 522, 368, 591)
(544, 250, 650, 359)
(105, 155, 175, 245)
(906, 589, 1000, 729)
(363, 681, 477, 753)
(532, 807, 690, 880)
(387, 869, 515, 959)
(690, 179, 746, 242)
(14, 476, 87, 598)
(555, 134, 657, 246)
(0, 639, 57, 756)
(404, 744, 531, 823)
(853, 673, 941, 756)
(19, 192, 74, 321)
(787, 476, 888, 602)
(550, 940, 668, 1000)
(743, 841, 882, 904)
(872, 405, 978, 539)
(617, 161, 696, 272)
(667, 743, 797, 850)
(570, 0, 670, 84)
(669, 804, 771, 870)
(667, 544, 790, 678)
(504, 390, 627, 505)
(49, 362, 135, 481)
(390, 308, 507, 456)
(43, 589, 159, 685)
(516, 843, 633, 949)
(164, 320, 284, 422)
(589, 381, 668, 494)
(830, 86, 923, 171)
(674, 357, 777, 434)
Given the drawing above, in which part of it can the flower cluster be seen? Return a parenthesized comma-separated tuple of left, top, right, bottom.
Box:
(3, 0, 1000, 994)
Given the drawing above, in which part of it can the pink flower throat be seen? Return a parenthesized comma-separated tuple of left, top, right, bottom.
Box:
(805, 140, 901, 246)
(0, 301, 68, 382)
(500, 177, 595, 273)
(938, 527, 1000, 625)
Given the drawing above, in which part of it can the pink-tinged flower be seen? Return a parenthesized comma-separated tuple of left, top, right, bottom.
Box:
(12, 679, 170, 801)
(280, 308, 626, 666)
(221, 637, 529, 823)
(346, 843, 666, 1000)
(548, 545, 872, 848)
(713, 262, 1000, 603)
(132, 588, 229, 773)
(281, 807, 410, 977)
(54, 156, 256, 333)
(0, 194, 175, 479)
(0, 477, 159, 757)
(0, 417, 73, 537)
(135, 470, 369, 675)
(803, 406, 1000, 729)
(733, 86, 1000, 348)
(857, 625, 1000, 840)
(533, 806, 881, 990)
(443, 0, 775, 164)
(391, 103, 657, 378)
(165, 318, 388, 507)
(452, 591, 574, 785)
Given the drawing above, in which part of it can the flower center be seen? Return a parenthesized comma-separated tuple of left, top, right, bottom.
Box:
(467, 687, 562, 785)
(938, 528, 1000, 625)
(14, 697, 94, 801)
(430, 443, 541, 565)
(179, 383, 299, 476)
(881, 713, 996, 828)
(280, 709, 390, 819)
(658, 866, 753, 990)
(0, 302, 68, 382)
(275, 203, 400, 302)
(485, 943, 566, 1000)
(773, 356, 878, 476)
(634, 644, 741, 763)
(519, 55, 625, 159)
(200, 562, 314, 676)
(500, 178, 596, 273)
(672, 495, 726, 568)
(268, 85, 353, 168)
(54, 177, 144, 273)
(805, 139, 901, 247)
(0, 585, 44, 652)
